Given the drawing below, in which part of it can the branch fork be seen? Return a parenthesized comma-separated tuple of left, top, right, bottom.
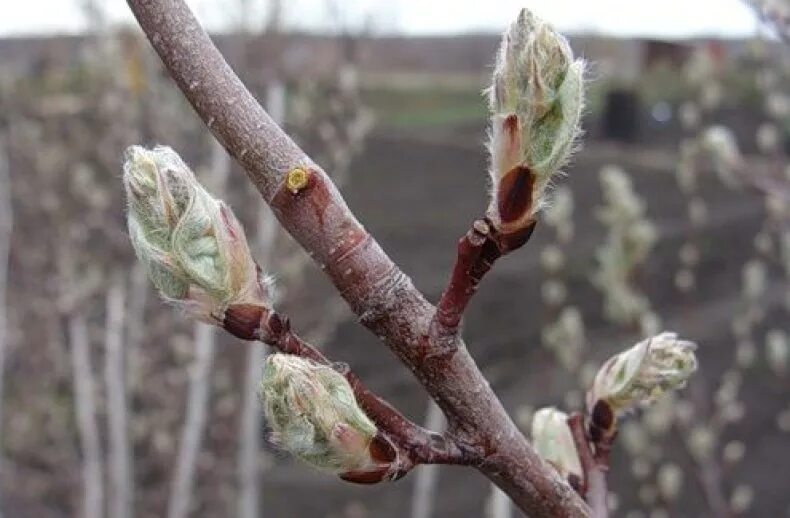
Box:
(222, 302, 474, 483)
(125, 0, 591, 514)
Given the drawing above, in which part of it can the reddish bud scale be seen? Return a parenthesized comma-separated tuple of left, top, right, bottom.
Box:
(497, 165, 535, 226)
(588, 399, 617, 460)
(223, 303, 266, 340)
(338, 433, 403, 485)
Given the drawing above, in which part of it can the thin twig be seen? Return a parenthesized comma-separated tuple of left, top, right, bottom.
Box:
(104, 273, 132, 518)
(69, 313, 105, 518)
(432, 219, 536, 337)
(224, 305, 472, 476)
(567, 413, 608, 518)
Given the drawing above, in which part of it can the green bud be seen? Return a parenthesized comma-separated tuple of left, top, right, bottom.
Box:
(588, 332, 698, 416)
(259, 354, 395, 479)
(487, 8, 584, 233)
(531, 407, 582, 480)
(123, 145, 270, 324)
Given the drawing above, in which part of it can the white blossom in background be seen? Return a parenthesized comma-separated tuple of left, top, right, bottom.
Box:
(756, 122, 780, 153)
(592, 165, 657, 326)
(765, 330, 788, 376)
(541, 279, 568, 308)
(730, 484, 754, 514)
(544, 185, 575, 243)
(700, 125, 742, 187)
(542, 306, 586, 372)
(765, 92, 790, 118)
(687, 425, 716, 462)
(540, 245, 565, 274)
(723, 440, 746, 465)
(656, 463, 683, 502)
(679, 102, 701, 130)
(741, 259, 767, 302)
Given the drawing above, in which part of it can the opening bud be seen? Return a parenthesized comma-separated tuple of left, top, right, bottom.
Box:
(259, 354, 397, 482)
(531, 407, 582, 482)
(123, 145, 271, 325)
(587, 332, 698, 418)
(487, 8, 584, 233)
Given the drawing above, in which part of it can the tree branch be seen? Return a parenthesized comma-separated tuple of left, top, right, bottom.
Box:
(224, 304, 471, 476)
(432, 219, 535, 338)
(568, 413, 608, 518)
(125, 0, 589, 514)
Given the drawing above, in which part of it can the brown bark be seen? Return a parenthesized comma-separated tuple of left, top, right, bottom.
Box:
(125, 0, 590, 515)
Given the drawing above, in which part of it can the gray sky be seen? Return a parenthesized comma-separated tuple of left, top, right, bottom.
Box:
(0, 0, 761, 38)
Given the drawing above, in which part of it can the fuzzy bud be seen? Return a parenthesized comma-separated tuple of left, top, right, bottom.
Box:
(123, 145, 270, 325)
(487, 9, 584, 233)
(531, 407, 582, 481)
(587, 332, 698, 417)
(259, 354, 397, 482)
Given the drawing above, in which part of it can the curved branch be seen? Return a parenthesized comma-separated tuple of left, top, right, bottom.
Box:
(224, 304, 471, 475)
(125, 1, 589, 515)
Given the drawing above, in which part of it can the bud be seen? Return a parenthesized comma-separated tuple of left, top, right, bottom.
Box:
(259, 354, 396, 482)
(123, 145, 271, 325)
(487, 8, 584, 233)
(531, 407, 582, 481)
(587, 332, 698, 417)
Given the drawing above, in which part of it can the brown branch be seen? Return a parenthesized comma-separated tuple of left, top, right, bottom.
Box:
(223, 304, 473, 479)
(432, 219, 536, 337)
(568, 413, 608, 518)
(125, 1, 589, 515)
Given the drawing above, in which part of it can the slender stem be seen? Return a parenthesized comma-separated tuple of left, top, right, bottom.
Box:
(566, 414, 592, 495)
(225, 304, 471, 472)
(125, 1, 589, 514)
(433, 219, 536, 337)
(567, 413, 608, 518)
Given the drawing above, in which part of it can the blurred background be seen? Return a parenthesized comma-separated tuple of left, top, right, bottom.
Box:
(0, 1, 788, 517)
